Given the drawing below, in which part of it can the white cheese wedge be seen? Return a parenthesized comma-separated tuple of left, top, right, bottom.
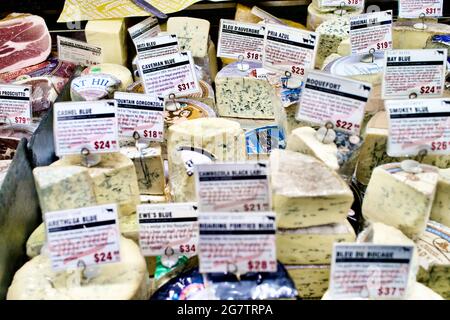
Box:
(270, 149, 354, 229)
(215, 61, 276, 119)
(337, 38, 350, 56)
(33, 166, 97, 215)
(286, 265, 330, 299)
(307, 3, 363, 31)
(167, 118, 246, 202)
(85, 19, 128, 66)
(120, 146, 165, 196)
(51, 153, 140, 217)
(277, 221, 355, 265)
(167, 17, 210, 58)
(315, 17, 350, 69)
(393, 21, 450, 49)
(8, 237, 148, 300)
(321, 53, 343, 70)
(430, 169, 450, 228)
(362, 163, 439, 239)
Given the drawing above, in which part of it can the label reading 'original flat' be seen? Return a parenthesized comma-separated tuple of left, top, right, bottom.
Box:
(296, 70, 371, 135)
(199, 212, 277, 274)
(128, 16, 161, 44)
(398, 0, 443, 18)
(194, 162, 271, 213)
(45, 204, 120, 271)
(330, 244, 413, 299)
(382, 49, 447, 99)
(135, 34, 179, 60)
(0, 84, 32, 125)
(57, 36, 102, 66)
(53, 100, 119, 156)
(386, 98, 450, 157)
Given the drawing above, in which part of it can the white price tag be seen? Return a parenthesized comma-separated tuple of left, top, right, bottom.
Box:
(296, 70, 371, 134)
(138, 51, 200, 97)
(45, 204, 121, 271)
(135, 34, 179, 60)
(0, 84, 32, 125)
(319, 0, 364, 8)
(217, 19, 265, 61)
(350, 11, 393, 55)
(128, 16, 161, 44)
(198, 212, 277, 274)
(263, 23, 318, 76)
(53, 100, 119, 156)
(399, 0, 443, 18)
(57, 36, 102, 66)
(382, 49, 447, 99)
(329, 244, 413, 300)
(114, 92, 165, 142)
(386, 99, 450, 156)
(138, 203, 198, 257)
(194, 162, 271, 213)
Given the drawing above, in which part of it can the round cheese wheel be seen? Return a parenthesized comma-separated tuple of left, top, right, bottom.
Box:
(82, 63, 133, 91)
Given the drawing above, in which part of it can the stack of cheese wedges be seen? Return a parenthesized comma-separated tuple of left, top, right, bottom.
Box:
(270, 149, 355, 299)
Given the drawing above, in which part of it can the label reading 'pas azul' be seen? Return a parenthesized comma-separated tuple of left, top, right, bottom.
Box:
(296, 70, 371, 135)
(194, 162, 271, 213)
(199, 212, 277, 274)
(382, 49, 447, 99)
(53, 100, 119, 156)
(45, 204, 121, 271)
(57, 36, 102, 66)
(0, 84, 32, 125)
(217, 19, 265, 61)
(114, 92, 165, 142)
(386, 98, 450, 157)
(135, 34, 179, 60)
(330, 244, 413, 300)
(138, 203, 198, 257)
(128, 16, 161, 45)
(350, 11, 393, 55)
(319, 0, 364, 9)
(398, 0, 443, 18)
(138, 51, 200, 97)
(263, 23, 318, 76)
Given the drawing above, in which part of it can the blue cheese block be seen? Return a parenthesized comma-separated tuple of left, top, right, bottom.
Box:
(307, 3, 363, 31)
(33, 166, 97, 215)
(166, 17, 210, 58)
(215, 61, 276, 119)
(362, 163, 440, 239)
(315, 17, 350, 69)
(277, 220, 356, 265)
(285, 265, 330, 299)
(270, 149, 354, 228)
(430, 169, 450, 228)
(51, 153, 140, 217)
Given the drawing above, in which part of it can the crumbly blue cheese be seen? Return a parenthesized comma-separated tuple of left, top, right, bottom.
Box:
(315, 17, 350, 69)
(307, 3, 363, 31)
(285, 265, 330, 299)
(166, 17, 210, 58)
(270, 149, 354, 229)
(430, 169, 450, 228)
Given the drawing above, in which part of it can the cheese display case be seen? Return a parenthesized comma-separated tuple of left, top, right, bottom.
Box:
(0, 0, 449, 301)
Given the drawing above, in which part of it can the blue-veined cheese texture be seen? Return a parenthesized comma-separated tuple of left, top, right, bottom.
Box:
(277, 221, 355, 265)
(51, 153, 140, 217)
(307, 3, 363, 31)
(430, 169, 450, 228)
(8, 237, 148, 300)
(315, 17, 350, 69)
(120, 146, 165, 196)
(362, 163, 440, 239)
(167, 17, 210, 58)
(167, 118, 246, 202)
(270, 149, 354, 229)
(285, 265, 330, 299)
(215, 61, 277, 119)
(33, 166, 97, 215)
(393, 21, 450, 50)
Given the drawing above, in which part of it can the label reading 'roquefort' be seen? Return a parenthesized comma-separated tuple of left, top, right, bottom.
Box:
(57, 36, 102, 66)
(398, 0, 443, 18)
(0, 84, 32, 125)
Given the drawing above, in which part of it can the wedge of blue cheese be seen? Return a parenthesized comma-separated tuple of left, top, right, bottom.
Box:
(270, 149, 354, 228)
(430, 169, 450, 228)
(285, 265, 330, 299)
(315, 17, 350, 69)
(215, 62, 276, 119)
(277, 220, 356, 265)
(166, 17, 210, 58)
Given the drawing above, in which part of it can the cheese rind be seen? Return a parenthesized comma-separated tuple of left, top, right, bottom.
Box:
(286, 265, 330, 299)
(167, 17, 210, 58)
(430, 169, 450, 228)
(270, 149, 353, 228)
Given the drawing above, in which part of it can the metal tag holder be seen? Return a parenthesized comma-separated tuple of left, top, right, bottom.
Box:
(80, 148, 101, 168)
(315, 121, 337, 144)
(360, 48, 376, 64)
(413, 13, 428, 30)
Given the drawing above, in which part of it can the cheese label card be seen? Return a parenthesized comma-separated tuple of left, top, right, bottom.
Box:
(114, 92, 165, 142)
(194, 162, 271, 212)
(217, 19, 265, 61)
(45, 204, 121, 271)
(54, 100, 119, 156)
(382, 49, 447, 99)
(296, 70, 371, 135)
(0, 84, 32, 125)
(262, 23, 318, 76)
(135, 34, 179, 60)
(57, 36, 102, 66)
(398, 0, 443, 18)
(246, 125, 286, 156)
(137, 203, 198, 257)
(319, 0, 364, 8)
(198, 212, 277, 274)
(416, 221, 450, 268)
(386, 98, 450, 157)
(329, 244, 414, 300)
(350, 11, 393, 55)
(128, 16, 161, 44)
(138, 51, 200, 97)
